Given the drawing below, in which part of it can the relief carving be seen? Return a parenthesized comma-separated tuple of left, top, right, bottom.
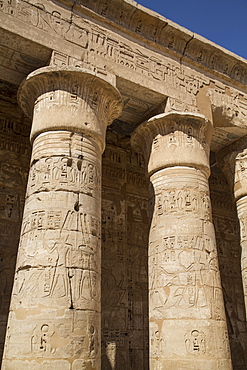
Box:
(2, 66, 122, 368)
(2, 1, 247, 368)
(155, 189, 211, 221)
(27, 156, 100, 198)
(185, 330, 206, 355)
(131, 112, 231, 368)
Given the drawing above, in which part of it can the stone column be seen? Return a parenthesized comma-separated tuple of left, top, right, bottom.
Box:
(217, 137, 247, 319)
(131, 112, 232, 370)
(2, 66, 122, 370)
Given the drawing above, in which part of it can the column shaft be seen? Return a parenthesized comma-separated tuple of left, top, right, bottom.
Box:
(2, 67, 122, 369)
(132, 112, 232, 370)
(218, 141, 247, 319)
(236, 197, 247, 310)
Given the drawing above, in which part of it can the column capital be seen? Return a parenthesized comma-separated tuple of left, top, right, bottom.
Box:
(217, 136, 247, 200)
(131, 111, 231, 368)
(2, 66, 122, 369)
(131, 112, 213, 177)
(17, 66, 123, 152)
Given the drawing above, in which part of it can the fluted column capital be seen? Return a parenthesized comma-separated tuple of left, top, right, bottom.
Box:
(18, 66, 123, 151)
(131, 112, 213, 178)
(217, 136, 247, 201)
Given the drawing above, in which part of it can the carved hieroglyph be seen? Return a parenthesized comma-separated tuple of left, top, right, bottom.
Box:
(101, 141, 149, 369)
(0, 103, 31, 362)
(2, 66, 122, 369)
(131, 112, 232, 369)
(209, 167, 247, 369)
(217, 138, 247, 321)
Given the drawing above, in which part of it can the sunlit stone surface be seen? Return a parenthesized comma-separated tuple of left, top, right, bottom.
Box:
(1, 0, 247, 368)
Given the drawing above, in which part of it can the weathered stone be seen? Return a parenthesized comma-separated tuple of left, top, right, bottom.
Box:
(2, 66, 122, 369)
(217, 139, 247, 323)
(131, 112, 232, 369)
(0, 0, 247, 369)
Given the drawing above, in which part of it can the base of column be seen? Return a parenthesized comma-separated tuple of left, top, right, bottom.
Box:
(150, 319, 232, 370)
(2, 308, 100, 370)
(150, 359, 232, 370)
(2, 359, 98, 370)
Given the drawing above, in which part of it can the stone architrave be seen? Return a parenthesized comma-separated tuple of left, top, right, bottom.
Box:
(217, 137, 247, 320)
(131, 112, 232, 370)
(2, 66, 122, 370)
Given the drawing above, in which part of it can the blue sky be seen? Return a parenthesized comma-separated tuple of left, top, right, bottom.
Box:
(137, 0, 247, 60)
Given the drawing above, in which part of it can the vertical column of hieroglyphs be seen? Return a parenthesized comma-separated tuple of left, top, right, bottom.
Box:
(131, 112, 232, 370)
(2, 66, 122, 370)
(0, 96, 31, 363)
(217, 139, 247, 323)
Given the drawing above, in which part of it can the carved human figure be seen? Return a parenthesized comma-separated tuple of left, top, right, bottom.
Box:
(131, 112, 232, 369)
(2, 66, 122, 369)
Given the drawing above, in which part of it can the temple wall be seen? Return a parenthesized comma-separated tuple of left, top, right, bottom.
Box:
(1, 106, 247, 369)
(0, 96, 31, 362)
(101, 135, 149, 369)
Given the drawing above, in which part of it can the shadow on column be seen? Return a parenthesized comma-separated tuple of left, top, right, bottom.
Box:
(0, 242, 18, 365)
(210, 164, 247, 370)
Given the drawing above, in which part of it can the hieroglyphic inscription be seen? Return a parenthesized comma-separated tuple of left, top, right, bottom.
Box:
(0, 110, 31, 362)
(149, 235, 219, 311)
(27, 156, 100, 197)
(30, 319, 99, 361)
(52, 47, 205, 113)
(0, 161, 28, 188)
(2, 0, 247, 123)
(126, 194, 148, 368)
(185, 330, 206, 354)
(150, 321, 165, 358)
(211, 162, 247, 367)
(135, 110, 231, 365)
(0, 134, 30, 155)
(0, 118, 30, 137)
(0, 0, 202, 99)
(213, 215, 239, 238)
(101, 137, 149, 369)
(150, 119, 207, 149)
(155, 189, 212, 221)
(2, 0, 247, 88)
(2, 121, 109, 367)
(101, 198, 127, 326)
(212, 188, 247, 369)
(102, 165, 126, 181)
(14, 207, 101, 310)
(101, 196, 128, 365)
(0, 191, 24, 221)
(208, 84, 247, 123)
(20, 208, 100, 240)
